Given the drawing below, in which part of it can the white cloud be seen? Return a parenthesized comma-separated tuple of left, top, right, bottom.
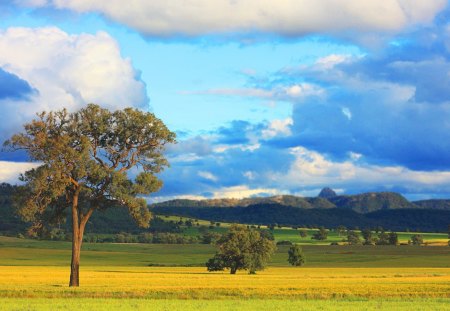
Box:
(243, 171, 256, 180)
(198, 171, 218, 182)
(262, 118, 293, 139)
(211, 185, 282, 199)
(192, 83, 324, 104)
(275, 146, 450, 192)
(284, 84, 324, 99)
(315, 54, 351, 69)
(35, 1, 446, 38)
(0, 161, 40, 183)
(0, 27, 148, 140)
(341, 107, 352, 120)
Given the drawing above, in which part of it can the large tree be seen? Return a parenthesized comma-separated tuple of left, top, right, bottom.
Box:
(4, 104, 176, 286)
(206, 225, 276, 274)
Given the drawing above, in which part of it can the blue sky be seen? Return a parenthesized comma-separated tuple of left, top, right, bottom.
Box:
(1, 1, 450, 201)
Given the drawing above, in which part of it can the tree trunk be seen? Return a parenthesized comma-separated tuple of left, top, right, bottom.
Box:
(69, 189, 94, 287)
(230, 267, 237, 274)
(69, 190, 82, 287)
(69, 230, 81, 287)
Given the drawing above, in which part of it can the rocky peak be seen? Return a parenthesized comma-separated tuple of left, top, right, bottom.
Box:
(318, 187, 337, 199)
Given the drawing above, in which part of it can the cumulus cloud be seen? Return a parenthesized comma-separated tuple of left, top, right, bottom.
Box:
(0, 27, 148, 148)
(160, 119, 450, 200)
(274, 147, 450, 194)
(0, 68, 35, 100)
(0, 161, 40, 183)
(213, 8, 450, 172)
(0, 27, 149, 183)
(210, 185, 283, 199)
(193, 83, 324, 104)
(16, 0, 447, 39)
(198, 171, 218, 182)
(262, 118, 293, 139)
(154, 6, 450, 200)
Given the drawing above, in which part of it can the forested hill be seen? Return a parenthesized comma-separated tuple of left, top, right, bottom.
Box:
(151, 188, 450, 232)
(152, 204, 450, 232)
(154, 190, 444, 214)
(154, 195, 335, 209)
(1, 183, 450, 233)
(413, 199, 450, 210)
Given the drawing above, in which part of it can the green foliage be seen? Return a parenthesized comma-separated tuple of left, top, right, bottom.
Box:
(388, 232, 399, 245)
(346, 230, 362, 245)
(153, 204, 450, 232)
(311, 227, 328, 240)
(206, 225, 276, 274)
(299, 229, 308, 238)
(276, 240, 293, 246)
(376, 231, 390, 245)
(287, 244, 305, 266)
(1, 235, 450, 268)
(362, 228, 374, 245)
(3, 104, 175, 286)
(259, 229, 274, 241)
(410, 234, 424, 245)
(4, 104, 176, 234)
(337, 225, 347, 237)
(329, 192, 414, 213)
(201, 231, 222, 244)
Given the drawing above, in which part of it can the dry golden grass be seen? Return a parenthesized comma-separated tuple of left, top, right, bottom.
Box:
(0, 266, 448, 299)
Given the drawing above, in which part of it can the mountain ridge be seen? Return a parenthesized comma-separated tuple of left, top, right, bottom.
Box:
(154, 188, 450, 214)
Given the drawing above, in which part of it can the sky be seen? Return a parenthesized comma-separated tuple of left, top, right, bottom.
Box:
(1, 0, 450, 201)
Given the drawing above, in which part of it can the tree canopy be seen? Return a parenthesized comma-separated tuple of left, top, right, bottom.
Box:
(206, 224, 276, 274)
(287, 244, 305, 266)
(311, 226, 328, 240)
(4, 104, 175, 286)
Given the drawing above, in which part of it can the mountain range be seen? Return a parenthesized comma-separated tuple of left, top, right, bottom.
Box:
(154, 187, 450, 214)
(1, 183, 449, 233)
(152, 188, 450, 232)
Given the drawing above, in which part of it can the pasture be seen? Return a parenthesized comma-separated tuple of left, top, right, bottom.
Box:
(160, 215, 449, 245)
(0, 235, 449, 310)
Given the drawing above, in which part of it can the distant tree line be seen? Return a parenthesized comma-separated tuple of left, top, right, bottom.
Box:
(153, 203, 450, 232)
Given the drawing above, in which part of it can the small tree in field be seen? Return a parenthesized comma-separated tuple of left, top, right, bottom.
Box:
(337, 225, 347, 237)
(346, 230, 362, 245)
(311, 226, 328, 240)
(410, 234, 424, 245)
(206, 225, 276, 274)
(299, 229, 308, 238)
(388, 232, 398, 245)
(4, 104, 175, 287)
(376, 230, 390, 245)
(287, 244, 305, 266)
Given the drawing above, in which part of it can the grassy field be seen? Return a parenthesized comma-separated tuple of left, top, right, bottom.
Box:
(0, 235, 449, 310)
(99, 215, 450, 245)
(1, 236, 449, 268)
(2, 298, 449, 311)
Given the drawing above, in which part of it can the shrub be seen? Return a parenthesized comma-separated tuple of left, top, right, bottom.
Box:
(287, 244, 305, 266)
(276, 240, 293, 246)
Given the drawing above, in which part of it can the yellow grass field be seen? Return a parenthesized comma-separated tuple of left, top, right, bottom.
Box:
(0, 266, 449, 300)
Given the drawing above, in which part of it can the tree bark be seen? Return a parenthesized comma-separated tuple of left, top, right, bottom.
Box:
(69, 190, 81, 287)
(69, 189, 95, 287)
(230, 267, 237, 274)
